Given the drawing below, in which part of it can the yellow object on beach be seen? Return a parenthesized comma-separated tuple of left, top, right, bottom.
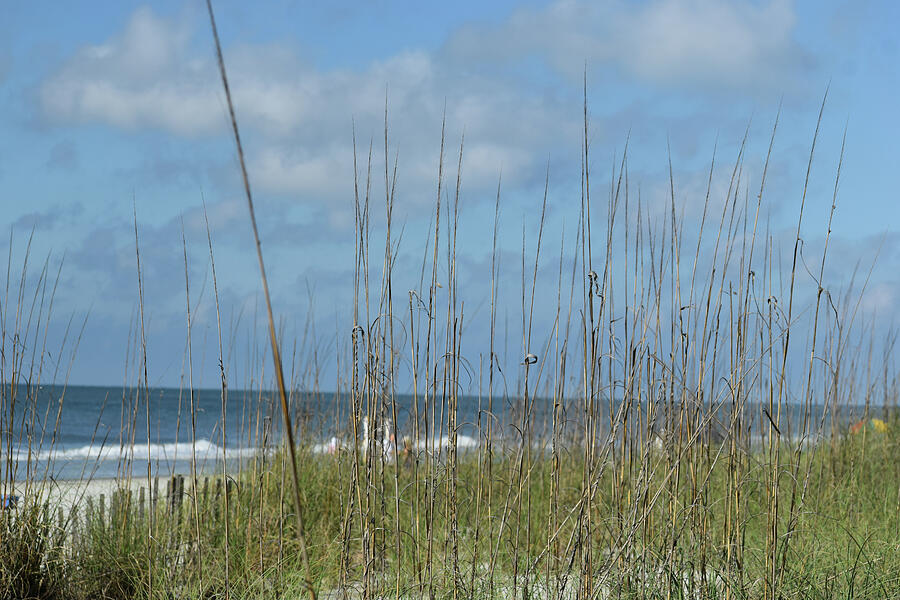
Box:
(871, 418, 888, 433)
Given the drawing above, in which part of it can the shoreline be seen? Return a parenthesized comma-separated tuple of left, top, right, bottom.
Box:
(3, 417, 889, 514)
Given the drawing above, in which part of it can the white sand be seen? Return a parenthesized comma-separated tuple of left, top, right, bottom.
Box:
(7, 476, 158, 514)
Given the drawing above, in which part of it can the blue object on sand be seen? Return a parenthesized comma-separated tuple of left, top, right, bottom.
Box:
(2, 494, 19, 509)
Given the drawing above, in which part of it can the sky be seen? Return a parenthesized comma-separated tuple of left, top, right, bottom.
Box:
(0, 0, 898, 391)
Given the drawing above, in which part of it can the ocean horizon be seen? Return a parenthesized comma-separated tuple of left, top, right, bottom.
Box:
(0, 382, 892, 480)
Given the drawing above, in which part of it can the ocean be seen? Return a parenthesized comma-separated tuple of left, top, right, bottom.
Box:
(3, 383, 518, 481)
(0, 384, 889, 481)
(2, 384, 272, 481)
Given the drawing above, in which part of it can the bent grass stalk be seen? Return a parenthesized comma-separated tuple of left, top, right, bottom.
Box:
(205, 1, 315, 598)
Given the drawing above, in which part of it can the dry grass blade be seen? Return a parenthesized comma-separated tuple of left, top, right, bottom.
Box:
(204, 1, 316, 598)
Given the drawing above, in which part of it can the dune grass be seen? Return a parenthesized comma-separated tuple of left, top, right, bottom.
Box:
(0, 426, 897, 599)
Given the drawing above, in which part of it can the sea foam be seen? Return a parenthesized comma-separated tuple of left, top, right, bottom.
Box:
(18, 439, 253, 463)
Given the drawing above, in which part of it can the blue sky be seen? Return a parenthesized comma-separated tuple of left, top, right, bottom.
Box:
(1, 0, 898, 389)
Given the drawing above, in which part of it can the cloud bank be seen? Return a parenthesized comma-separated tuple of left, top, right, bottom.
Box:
(38, 1, 814, 212)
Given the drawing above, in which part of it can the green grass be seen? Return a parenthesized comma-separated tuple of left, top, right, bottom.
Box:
(2, 420, 897, 599)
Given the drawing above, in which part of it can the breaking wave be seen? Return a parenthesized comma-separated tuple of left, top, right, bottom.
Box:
(17, 440, 254, 463)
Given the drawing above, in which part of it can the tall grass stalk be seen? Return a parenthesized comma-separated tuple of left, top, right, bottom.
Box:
(205, 1, 315, 598)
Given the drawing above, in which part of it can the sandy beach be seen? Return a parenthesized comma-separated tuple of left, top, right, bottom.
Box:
(7, 476, 161, 514)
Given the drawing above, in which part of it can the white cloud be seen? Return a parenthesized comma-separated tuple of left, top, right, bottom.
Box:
(445, 0, 811, 91)
(252, 145, 350, 196)
(41, 7, 219, 134)
(36, 1, 814, 220)
(38, 6, 576, 206)
(616, 0, 802, 86)
(44, 78, 221, 134)
(39, 7, 437, 139)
